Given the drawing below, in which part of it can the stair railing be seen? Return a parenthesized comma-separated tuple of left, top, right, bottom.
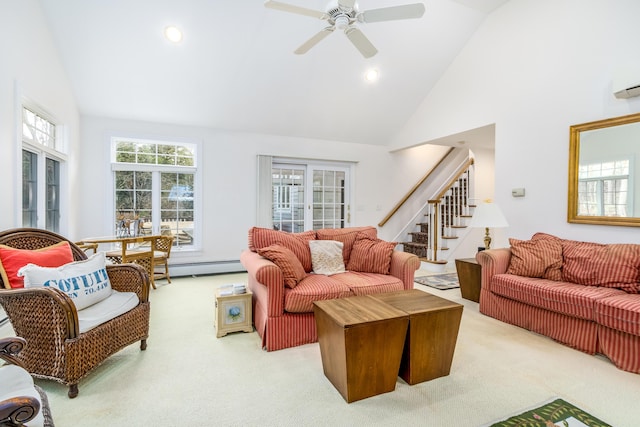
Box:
(423, 159, 474, 263)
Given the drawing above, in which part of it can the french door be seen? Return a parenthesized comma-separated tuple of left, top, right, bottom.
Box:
(272, 163, 351, 232)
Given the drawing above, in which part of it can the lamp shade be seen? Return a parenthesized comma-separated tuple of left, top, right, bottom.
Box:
(468, 202, 509, 228)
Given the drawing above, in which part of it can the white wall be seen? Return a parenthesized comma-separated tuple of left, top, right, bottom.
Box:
(79, 116, 433, 265)
(392, 0, 640, 252)
(0, 0, 80, 234)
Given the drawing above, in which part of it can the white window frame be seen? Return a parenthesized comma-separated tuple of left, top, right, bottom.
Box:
(19, 102, 68, 234)
(109, 135, 202, 253)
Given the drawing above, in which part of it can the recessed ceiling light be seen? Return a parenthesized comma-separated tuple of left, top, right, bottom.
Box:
(164, 26, 183, 43)
(364, 68, 379, 83)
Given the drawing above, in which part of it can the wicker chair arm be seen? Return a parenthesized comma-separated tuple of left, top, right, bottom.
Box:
(105, 264, 150, 303)
(0, 287, 79, 339)
(0, 396, 40, 427)
(0, 337, 27, 367)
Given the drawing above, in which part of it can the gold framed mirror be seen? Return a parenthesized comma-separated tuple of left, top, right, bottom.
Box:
(568, 112, 640, 227)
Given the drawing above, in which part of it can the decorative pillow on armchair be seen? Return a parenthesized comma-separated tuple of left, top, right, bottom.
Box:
(346, 232, 396, 275)
(257, 244, 307, 288)
(0, 241, 74, 289)
(309, 240, 346, 275)
(507, 238, 563, 280)
(19, 252, 113, 310)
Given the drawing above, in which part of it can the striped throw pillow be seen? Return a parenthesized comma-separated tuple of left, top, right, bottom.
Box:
(346, 232, 396, 275)
(507, 238, 563, 280)
(257, 244, 307, 288)
(248, 227, 316, 272)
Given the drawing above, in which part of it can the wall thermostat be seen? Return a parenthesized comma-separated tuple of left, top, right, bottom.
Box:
(512, 188, 525, 197)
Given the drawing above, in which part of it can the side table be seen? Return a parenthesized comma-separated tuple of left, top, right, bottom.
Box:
(455, 258, 482, 303)
(214, 289, 253, 338)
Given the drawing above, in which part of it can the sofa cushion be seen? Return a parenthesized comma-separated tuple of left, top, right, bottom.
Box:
(561, 241, 640, 293)
(0, 241, 74, 289)
(316, 226, 377, 265)
(594, 294, 640, 337)
(507, 237, 563, 280)
(491, 273, 625, 320)
(77, 290, 140, 333)
(257, 244, 307, 288)
(248, 227, 316, 272)
(346, 233, 396, 274)
(309, 240, 346, 275)
(331, 271, 404, 296)
(20, 252, 113, 311)
(283, 274, 352, 313)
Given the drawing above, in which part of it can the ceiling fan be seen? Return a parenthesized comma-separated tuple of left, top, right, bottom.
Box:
(264, 0, 426, 58)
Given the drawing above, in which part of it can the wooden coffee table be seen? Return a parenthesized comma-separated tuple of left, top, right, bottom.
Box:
(313, 295, 409, 403)
(371, 289, 463, 385)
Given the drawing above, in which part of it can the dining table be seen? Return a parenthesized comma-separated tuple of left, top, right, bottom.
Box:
(79, 234, 164, 288)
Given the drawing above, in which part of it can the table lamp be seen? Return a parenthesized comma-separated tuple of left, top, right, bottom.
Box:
(468, 200, 509, 250)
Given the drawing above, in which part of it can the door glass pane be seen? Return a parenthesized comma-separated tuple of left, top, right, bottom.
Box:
(22, 150, 37, 227)
(272, 167, 305, 232)
(312, 170, 346, 230)
(46, 158, 60, 232)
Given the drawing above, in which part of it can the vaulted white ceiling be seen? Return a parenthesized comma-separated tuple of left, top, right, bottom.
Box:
(39, 0, 508, 146)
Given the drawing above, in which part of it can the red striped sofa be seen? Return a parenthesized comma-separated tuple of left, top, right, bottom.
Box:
(240, 226, 420, 351)
(476, 232, 640, 374)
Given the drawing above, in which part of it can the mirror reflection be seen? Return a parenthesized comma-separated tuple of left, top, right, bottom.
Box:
(568, 112, 640, 227)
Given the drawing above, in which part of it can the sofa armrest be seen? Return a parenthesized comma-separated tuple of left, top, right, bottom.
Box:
(475, 248, 511, 292)
(240, 249, 286, 317)
(389, 250, 420, 290)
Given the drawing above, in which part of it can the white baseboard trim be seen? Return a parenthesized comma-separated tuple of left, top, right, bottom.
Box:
(169, 260, 245, 278)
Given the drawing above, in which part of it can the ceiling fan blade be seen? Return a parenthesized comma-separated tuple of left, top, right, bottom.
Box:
(344, 27, 378, 58)
(294, 27, 334, 55)
(338, 0, 357, 10)
(359, 3, 426, 23)
(264, 0, 328, 20)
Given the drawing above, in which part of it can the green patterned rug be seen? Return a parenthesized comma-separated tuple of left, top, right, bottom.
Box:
(488, 398, 611, 427)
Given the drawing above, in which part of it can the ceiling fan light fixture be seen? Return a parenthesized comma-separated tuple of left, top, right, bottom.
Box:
(164, 26, 183, 43)
(335, 15, 350, 30)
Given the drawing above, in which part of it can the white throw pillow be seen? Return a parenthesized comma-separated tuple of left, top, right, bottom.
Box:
(309, 240, 346, 275)
(19, 252, 113, 311)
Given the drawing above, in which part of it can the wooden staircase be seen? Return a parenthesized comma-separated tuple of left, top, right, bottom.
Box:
(402, 162, 475, 265)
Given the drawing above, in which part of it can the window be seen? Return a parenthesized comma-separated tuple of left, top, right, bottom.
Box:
(578, 159, 631, 216)
(21, 106, 65, 232)
(270, 160, 351, 232)
(112, 138, 198, 249)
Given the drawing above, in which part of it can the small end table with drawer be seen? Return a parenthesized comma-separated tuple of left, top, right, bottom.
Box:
(455, 258, 482, 303)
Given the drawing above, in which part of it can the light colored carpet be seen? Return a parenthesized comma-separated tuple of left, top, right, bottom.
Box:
(1, 272, 638, 427)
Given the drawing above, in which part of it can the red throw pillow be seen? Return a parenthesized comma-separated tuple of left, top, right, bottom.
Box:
(346, 232, 396, 275)
(248, 227, 316, 272)
(507, 238, 563, 280)
(0, 241, 74, 289)
(317, 226, 377, 266)
(257, 244, 307, 288)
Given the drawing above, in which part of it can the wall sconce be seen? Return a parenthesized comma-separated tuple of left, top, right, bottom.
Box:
(468, 200, 509, 250)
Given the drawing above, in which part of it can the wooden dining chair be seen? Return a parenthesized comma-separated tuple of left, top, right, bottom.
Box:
(152, 235, 174, 284)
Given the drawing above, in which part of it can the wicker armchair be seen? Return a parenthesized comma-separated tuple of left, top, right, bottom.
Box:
(0, 337, 54, 427)
(0, 228, 151, 398)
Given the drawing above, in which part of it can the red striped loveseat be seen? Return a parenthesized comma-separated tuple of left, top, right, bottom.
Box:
(240, 226, 420, 351)
(477, 232, 640, 374)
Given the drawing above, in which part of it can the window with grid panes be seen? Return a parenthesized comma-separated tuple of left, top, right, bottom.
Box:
(112, 138, 198, 248)
(21, 106, 65, 232)
(578, 159, 631, 216)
